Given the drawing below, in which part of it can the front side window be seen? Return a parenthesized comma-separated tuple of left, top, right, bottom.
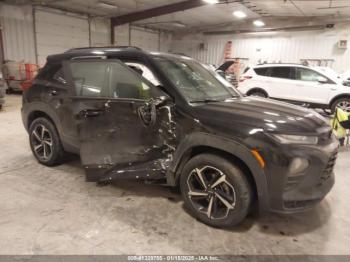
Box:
(270, 67, 292, 79)
(109, 62, 152, 100)
(124, 62, 160, 87)
(296, 67, 325, 82)
(70, 61, 108, 97)
(153, 56, 239, 102)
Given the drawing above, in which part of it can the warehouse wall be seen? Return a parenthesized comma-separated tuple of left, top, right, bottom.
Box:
(114, 24, 173, 52)
(34, 9, 89, 65)
(0, 4, 110, 66)
(35, 8, 111, 65)
(0, 4, 36, 63)
(171, 24, 350, 73)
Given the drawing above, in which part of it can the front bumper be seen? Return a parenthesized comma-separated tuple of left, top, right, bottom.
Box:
(261, 135, 338, 214)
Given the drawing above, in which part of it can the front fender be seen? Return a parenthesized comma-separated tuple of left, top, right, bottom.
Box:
(167, 132, 270, 211)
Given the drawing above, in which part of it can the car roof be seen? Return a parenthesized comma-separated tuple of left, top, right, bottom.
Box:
(46, 46, 192, 63)
(253, 63, 308, 68)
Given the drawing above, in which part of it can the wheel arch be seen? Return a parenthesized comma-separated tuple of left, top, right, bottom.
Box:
(28, 110, 56, 130)
(329, 94, 350, 108)
(246, 88, 268, 97)
(167, 132, 269, 211)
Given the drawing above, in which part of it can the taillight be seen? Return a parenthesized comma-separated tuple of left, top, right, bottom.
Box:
(239, 76, 253, 82)
(20, 80, 34, 91)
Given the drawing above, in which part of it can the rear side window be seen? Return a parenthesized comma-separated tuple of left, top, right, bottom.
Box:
(270, 67, 292, 79)
(69, 61, 109, 97)
(37, 63, 66, 84)
(254, 67, 270, 76)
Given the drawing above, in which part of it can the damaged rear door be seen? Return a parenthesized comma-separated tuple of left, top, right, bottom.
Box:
(64, 59, 176, 182)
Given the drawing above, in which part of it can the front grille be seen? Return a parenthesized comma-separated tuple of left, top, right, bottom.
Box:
(318, 152, 337, 186)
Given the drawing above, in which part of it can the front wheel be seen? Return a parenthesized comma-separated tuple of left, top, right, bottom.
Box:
(180, 154, 252, 228)
(331, 97, 350, 113)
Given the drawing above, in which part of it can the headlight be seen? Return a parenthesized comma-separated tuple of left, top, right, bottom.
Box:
(271, 134, 318, 145)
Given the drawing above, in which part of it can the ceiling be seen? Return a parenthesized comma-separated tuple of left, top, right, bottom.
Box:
(2, 0, 350, 31)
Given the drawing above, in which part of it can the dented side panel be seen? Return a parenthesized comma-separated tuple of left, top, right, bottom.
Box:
(77, 97, 183, 182)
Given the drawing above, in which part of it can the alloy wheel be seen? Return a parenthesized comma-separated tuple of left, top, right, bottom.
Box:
(337, 101, 350, 112)
(31, 124, 53, 161)
(187, 166, 236, 220)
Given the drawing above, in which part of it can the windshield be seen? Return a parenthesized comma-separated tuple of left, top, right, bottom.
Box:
(153, 55, 240, 103)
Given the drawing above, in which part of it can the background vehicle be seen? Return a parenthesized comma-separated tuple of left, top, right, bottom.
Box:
(313, 66, 350, 87)
(21, 48, 337, 228)
(216, 60, 238, 87)
(239, 63, 350, 112)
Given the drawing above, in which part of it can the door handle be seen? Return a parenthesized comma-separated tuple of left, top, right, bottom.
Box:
(79, 109, 104, 118)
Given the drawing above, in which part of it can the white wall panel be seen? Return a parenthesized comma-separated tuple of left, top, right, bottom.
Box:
(114, 24, 173, 52)
(90, 18, 110, 47)
(171, 24, 350, 73)
(0, 4, 36, 63)
(130, 27, 159, 52)
(35, 9, 89, 65)
(114, 24, 130, 46)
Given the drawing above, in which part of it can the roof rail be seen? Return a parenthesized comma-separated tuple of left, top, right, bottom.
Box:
(65, 46, 142, 53)
(256, 62, 304, 66)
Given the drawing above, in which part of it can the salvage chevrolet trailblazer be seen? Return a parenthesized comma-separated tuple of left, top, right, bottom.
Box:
(21, 47, 338, 227)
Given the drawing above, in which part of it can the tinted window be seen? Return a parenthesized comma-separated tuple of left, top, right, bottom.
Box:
(296, 67, 324, 82)
(109, 62, 152, 100)
(270, 67, 292, 79)
(37, 63, 66, 84)
(70, 61, 108, 97)
(124, 62, 160, 86)
(254, 67, 269, 76)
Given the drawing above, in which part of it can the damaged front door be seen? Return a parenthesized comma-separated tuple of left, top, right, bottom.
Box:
(65, 59, 175, 182)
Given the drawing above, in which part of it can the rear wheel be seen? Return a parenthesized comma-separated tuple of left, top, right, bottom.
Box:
(29, 117, 65, 166)
(331, 97, 350, 113)
(180, 154, 252, 228)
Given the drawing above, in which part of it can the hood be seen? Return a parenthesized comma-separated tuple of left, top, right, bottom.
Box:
(192, 97, 330, 135)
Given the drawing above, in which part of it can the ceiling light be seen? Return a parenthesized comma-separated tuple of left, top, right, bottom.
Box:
(203, 0, 219, 4)
(233, 11, 247, 18)
(98, 1, 118, 9)
(253, 20, 265, 27)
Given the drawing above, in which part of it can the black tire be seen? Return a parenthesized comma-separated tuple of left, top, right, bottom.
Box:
(248, 90, 267, 98)
(331, 97, 350, 113)
(180, 154, 252, 228)
(29, 117, 65, 166)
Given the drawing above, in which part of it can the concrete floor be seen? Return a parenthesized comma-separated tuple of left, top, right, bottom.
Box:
(0, 94, 350, 255)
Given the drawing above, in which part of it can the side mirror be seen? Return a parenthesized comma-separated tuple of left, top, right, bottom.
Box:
(153, 95, 172, 107)
(138, 96, 171, 127)
(317, 76, 328, 84)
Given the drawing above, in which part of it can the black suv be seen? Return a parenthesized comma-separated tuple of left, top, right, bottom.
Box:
(21, 47, 338, 227)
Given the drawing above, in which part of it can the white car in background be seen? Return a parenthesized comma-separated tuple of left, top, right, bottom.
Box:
(238, 63, 350, 112)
